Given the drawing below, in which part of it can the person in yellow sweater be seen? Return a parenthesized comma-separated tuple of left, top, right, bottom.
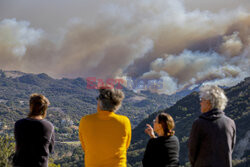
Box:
(79, 87, 132, 167)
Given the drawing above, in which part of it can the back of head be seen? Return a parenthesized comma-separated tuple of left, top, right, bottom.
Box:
(28, 93, 50, 118)
(98, 87, 125, 112)
(199, 85, 228, 111)
(158, 113, 175, 136)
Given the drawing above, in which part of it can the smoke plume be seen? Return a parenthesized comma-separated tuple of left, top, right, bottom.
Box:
(0, 0, 249, 94)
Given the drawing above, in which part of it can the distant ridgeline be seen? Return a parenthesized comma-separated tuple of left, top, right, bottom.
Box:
(0, 69, 184, 141)
(1, 69, 249, 167)
(128, 77, 250, 167)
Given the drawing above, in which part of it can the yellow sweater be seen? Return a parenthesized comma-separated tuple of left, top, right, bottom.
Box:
(79, 110, 132, 167)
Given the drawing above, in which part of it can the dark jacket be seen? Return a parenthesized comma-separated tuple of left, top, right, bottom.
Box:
(143, 135, 180, 167)
(13, 118, 55, 167)
(188, 109, 236, 167)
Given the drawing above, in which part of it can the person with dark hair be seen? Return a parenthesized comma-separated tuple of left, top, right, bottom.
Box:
(188, 85, 236, 167)
(13, 93, 55, 167)
(143, 113, 179, 167)
(79, 88, 131, 167)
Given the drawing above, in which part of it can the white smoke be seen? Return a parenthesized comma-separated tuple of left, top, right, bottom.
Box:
(141, 48, 249, 94)
(220, 32, 243, 57)
(0, 18, 43, 57)
(0, 0, 249, 94)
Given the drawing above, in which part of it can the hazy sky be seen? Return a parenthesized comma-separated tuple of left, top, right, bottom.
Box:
(1, 0, 249, 35)
(0, 0, 249, 94)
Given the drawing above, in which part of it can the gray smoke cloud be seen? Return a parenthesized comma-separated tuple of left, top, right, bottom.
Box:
(0, 0, 249, 94)
(184, 0, 250, 13)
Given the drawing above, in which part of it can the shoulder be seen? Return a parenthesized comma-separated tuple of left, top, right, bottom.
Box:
(81, 113, 97, 120)
(15, 118, 27, 124)
(147, 138, 157, 146)
(222, 115, 236, 128)
(194, 116, 209, 126)
(223, 114, 235, 122)
(190, 118, 206, 133)
(115, 114, 129, 120)
(191, 118, 203, 127)
(159, 136, 179, 144)
(119, 115, 130, 123)
(79, 113, 97, 124)
(169, 135, 179, 142)
(115, 114, 131, 125)
(168, 136, 180, 147)
(194, 117, 204, 124)
(15, 118, 27, 127)
(41, 119, 54, 128)
(148, 137, 176, 148)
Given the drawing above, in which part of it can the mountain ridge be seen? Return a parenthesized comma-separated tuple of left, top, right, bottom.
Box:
(0, 69, 185, 138)
(1, 69, 248, 166)
(128, 77, 250, 166)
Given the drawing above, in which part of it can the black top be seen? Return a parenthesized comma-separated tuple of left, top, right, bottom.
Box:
(142, 135, 180, 167)
(13, 118, 55, 167)
(188, 109, 236, 167)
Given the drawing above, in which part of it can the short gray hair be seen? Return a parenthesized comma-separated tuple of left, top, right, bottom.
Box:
(98, 88, 125, 112)
(199, 85, 228, 111)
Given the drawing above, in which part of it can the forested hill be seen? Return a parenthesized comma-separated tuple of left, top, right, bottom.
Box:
(1, 69, 248, 167)
(0, 69, 185, 141)
(128, 77, 250, 167)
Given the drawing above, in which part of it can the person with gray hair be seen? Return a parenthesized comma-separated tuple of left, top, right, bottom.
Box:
(79, 87, 131, 167)
(188, 85, 236, 167)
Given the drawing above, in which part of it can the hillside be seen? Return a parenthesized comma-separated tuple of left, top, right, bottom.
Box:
(1, 69, 248, 166)
(0, 69, 185, 141)
(0, 69, 191, 166)
(127, 77, 250, 166)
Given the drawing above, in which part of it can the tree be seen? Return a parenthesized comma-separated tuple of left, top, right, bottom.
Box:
(0, 135, 60, 167)
(49, 158, 61, 167)
(0, 135, 15, 167)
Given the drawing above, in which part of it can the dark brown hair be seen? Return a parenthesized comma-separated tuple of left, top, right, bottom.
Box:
(157, 113, 175, 136)
(28, 93, 50, 118)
